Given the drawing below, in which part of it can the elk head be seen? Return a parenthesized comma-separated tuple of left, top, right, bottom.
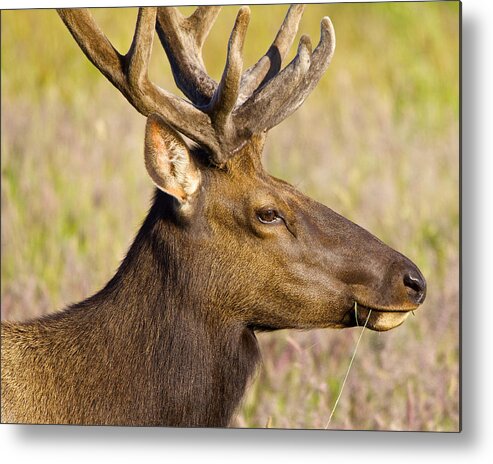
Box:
(58, 5, 426, 332)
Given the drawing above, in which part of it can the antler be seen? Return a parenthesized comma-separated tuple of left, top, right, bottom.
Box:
(57, 8, 219, 154)
(57, 5, 335, 166)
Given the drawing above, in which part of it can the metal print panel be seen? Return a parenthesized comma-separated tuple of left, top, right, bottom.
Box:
(1, 2, 460, 430)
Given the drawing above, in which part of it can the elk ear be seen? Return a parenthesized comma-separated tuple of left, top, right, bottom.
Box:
(144, 114, 201, 205)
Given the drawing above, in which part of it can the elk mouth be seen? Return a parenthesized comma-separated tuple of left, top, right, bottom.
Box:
(348, 302, 418, 332)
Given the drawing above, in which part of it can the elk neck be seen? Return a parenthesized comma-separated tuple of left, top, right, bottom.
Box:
(44, 190, 260, 426)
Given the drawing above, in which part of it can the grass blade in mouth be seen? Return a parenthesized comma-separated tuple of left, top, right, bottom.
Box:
(324, 308, 372, 429)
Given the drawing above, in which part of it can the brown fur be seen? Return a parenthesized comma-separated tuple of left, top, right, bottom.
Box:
(1, 176, 259, 426)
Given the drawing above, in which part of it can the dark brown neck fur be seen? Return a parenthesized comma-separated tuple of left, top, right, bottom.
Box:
(3, 191, 260, 426)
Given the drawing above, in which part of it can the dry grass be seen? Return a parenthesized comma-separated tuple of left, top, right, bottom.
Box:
(1, 3, 459, 431)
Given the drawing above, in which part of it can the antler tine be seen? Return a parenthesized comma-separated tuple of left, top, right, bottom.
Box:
(156, 7, 219, 106)
(235, 35, 312, 133)
(235, 15, 336, 136)
(263, 17, 336, 132)
(126, 8, 156, 90)
(187, 6, 222, 49)
(239, 4, 305, 104)
(58, 8, 126, 92)
(208, 7, 250, 136)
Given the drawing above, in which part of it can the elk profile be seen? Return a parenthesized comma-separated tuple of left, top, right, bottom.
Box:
(1, 5, 426, 427)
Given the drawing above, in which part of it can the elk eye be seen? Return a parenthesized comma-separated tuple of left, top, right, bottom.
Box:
(257, 209, 281, 224)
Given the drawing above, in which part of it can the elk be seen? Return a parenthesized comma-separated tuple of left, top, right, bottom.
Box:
(1, 5, 426, 427)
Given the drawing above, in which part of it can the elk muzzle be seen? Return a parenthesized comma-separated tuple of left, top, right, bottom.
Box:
(347, 255, 427, 331)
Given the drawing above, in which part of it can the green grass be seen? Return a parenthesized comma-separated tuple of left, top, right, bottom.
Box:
(1, 3, 459, 431)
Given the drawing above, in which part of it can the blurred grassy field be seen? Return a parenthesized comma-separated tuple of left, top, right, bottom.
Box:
(1, 2, 459, 431)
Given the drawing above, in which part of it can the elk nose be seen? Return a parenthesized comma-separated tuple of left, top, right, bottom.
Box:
(403, 270, 427, 305)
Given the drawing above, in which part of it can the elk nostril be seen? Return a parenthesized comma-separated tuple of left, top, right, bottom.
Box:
(403, 271, 426, 304)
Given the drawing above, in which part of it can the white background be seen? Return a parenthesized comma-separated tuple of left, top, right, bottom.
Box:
(1, 0, 490, 463)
